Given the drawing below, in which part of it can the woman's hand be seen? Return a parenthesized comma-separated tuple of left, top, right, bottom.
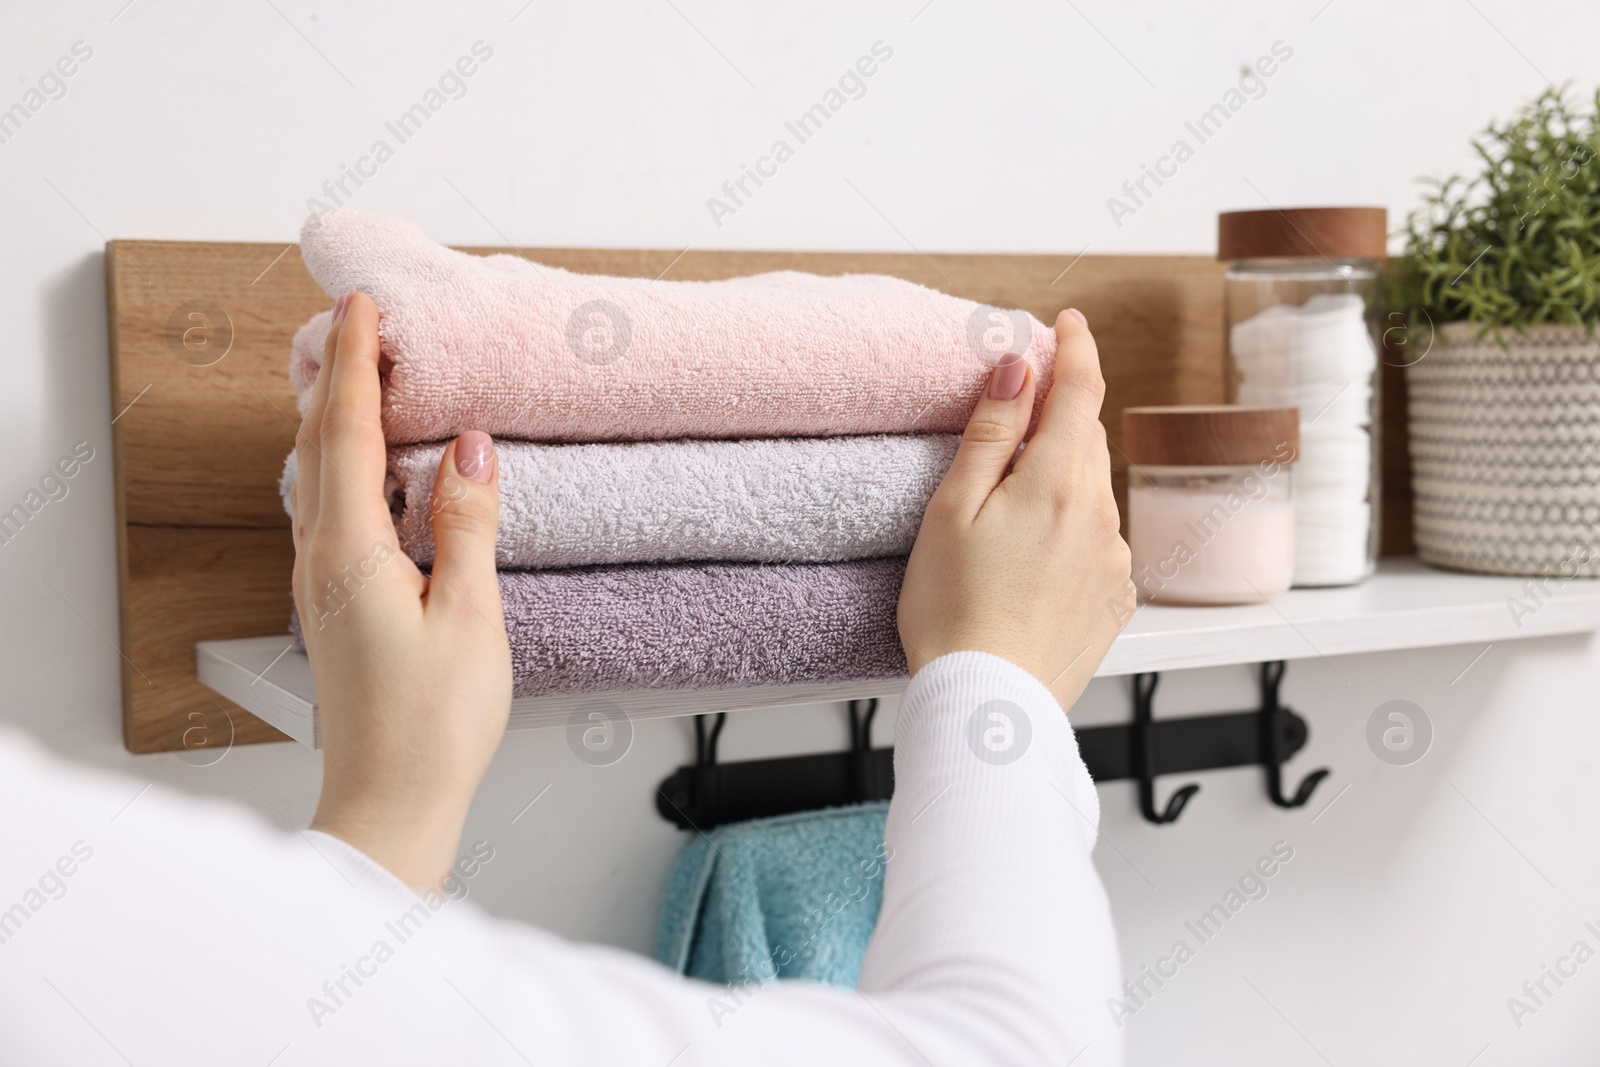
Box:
(898, 308, 1134, 710)
(291, 292, 512, 892)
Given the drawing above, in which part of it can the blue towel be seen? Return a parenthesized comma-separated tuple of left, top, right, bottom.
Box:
(656, 802, 890, 988)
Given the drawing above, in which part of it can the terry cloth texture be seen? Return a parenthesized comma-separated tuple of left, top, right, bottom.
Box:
(656, 803, 890, 988)
(291, 557, 909, 697)
(278, 434, 958, 569)
(290, 209, 1056, 444)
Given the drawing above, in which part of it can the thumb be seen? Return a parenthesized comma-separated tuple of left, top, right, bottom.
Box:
(427, 430, 504, 624)
(929, 357, 1035, 519)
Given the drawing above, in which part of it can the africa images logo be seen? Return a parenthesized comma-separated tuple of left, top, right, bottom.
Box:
(965, 699, 1032, 766)
(1366, 699, 1432, 766)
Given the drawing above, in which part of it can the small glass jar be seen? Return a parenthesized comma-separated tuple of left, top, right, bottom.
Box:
(1123, 406, 1299, 606)
(1219, 207, 1386, 588)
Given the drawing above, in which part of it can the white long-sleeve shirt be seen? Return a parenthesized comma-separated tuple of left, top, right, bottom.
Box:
(0, 652, 1122, 1066)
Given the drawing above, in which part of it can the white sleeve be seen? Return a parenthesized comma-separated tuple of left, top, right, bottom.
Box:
(0, 652, 1121, 1067)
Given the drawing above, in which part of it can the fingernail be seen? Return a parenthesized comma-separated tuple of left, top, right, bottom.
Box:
(332, 292, 351, 326)
(456, 430, 494, 483)
(989, 356, 1027, 401)
(1066, 307, 1088, 327)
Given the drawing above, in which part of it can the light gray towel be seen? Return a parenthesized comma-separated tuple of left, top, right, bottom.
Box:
(280, 434, 957, 569)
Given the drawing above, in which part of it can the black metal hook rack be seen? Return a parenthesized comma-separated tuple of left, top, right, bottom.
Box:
(656, 699, 894, 831)
(1090, 660, 1331, 824)
(655, 661, 1330, 830)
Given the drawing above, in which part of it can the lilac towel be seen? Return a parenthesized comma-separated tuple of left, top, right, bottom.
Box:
(293, 558, 908, 697)
(279, 434, 957, 569)
(289, 209, 1056, 444)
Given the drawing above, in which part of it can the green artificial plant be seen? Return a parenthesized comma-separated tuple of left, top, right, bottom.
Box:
(1392, 85, 1600, 333)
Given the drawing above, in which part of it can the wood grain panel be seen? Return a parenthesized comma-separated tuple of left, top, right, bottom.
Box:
(121, 525, 295, 754)
(109, 241, 326, 529)
(108, 237, 1384, 754)
(1379, 352, 1414, 557)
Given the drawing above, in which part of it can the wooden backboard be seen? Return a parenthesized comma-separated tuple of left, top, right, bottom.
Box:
(107, 239, 1251, 753)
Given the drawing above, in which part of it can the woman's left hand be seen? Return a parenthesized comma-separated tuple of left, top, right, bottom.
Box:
(292, 291, 511, 892)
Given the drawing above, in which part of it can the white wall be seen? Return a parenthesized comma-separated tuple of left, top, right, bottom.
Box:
(4, 0, 1599, 1062)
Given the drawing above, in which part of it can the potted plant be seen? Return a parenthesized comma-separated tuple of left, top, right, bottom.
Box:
(1391, 86, 1600, 577)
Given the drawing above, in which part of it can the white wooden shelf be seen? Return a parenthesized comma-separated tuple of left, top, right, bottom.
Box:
(197, 558, 1600, 748)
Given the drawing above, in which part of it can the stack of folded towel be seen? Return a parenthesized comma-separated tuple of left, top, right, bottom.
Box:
(281, 209, 1057, 698)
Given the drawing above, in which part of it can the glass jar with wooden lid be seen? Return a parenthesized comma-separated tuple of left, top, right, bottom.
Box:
(1123, 405, 1300, 606)
(1219, 206, 1385, 587)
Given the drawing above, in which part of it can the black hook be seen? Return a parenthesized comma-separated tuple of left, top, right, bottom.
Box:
(846, 699, 882, 804)
(694, 712, 727, 768)
(681, 712, 730, 824)
(1257, 661, 1330, 809)
(847, 698, 878, 753)
(1131, 672, 1200, 825)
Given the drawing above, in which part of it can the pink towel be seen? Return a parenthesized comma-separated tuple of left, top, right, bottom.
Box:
(292, 558, 908, 697)
(290, 209, 1056, 444)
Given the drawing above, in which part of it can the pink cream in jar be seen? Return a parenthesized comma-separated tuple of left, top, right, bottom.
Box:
(1122, 405, 1300, 606)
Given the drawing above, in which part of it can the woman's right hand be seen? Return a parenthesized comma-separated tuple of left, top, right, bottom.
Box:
(897, 308, 1133, 710)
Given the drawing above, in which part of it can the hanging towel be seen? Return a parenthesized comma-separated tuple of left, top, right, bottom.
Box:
(656, 803, 891, 988)
(289, 209, 1056, 444)
(278, 433, 957, 569)
(291, 557, 908, 697)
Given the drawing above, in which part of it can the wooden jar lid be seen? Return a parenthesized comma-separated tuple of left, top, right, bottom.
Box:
(1218, 207, 1387, 260)
(1122, 405, 1299, 466)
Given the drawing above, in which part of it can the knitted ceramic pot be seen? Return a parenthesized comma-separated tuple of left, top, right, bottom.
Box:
(1406, 322, 1600, 576)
